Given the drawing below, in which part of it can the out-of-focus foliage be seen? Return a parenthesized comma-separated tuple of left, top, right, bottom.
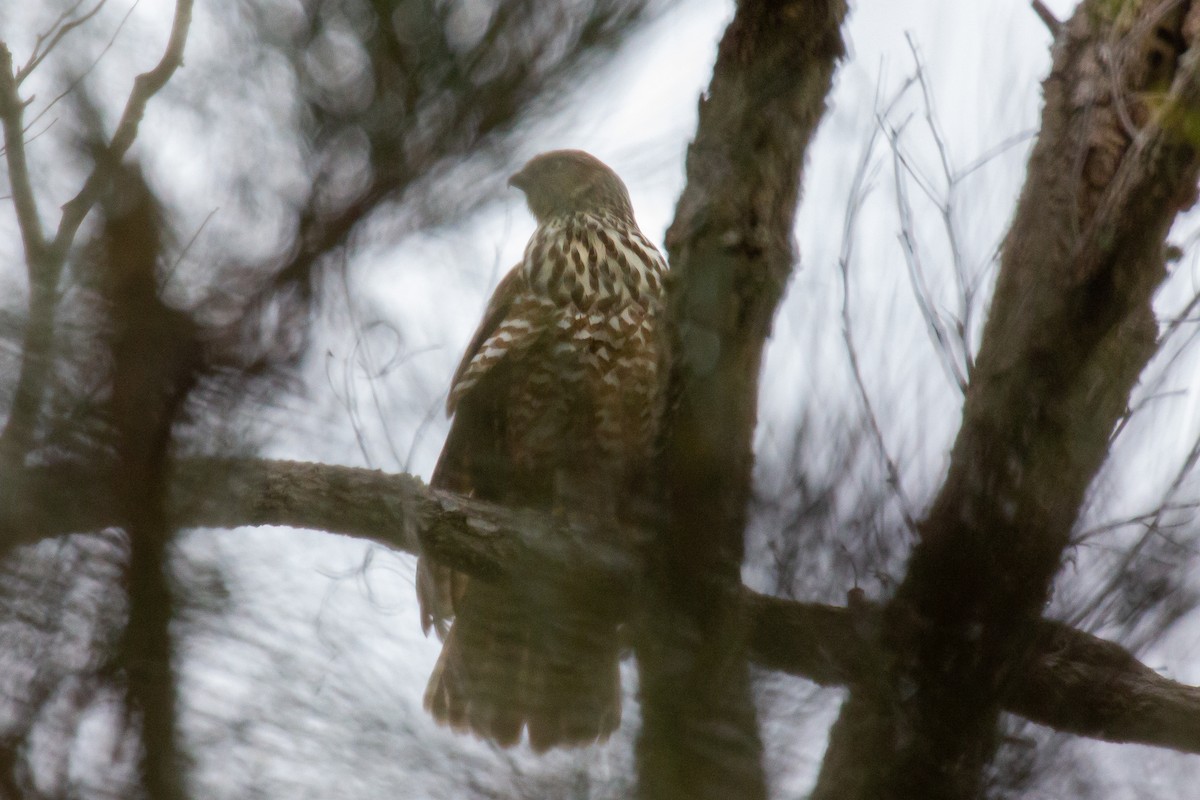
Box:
(233, 0, 669, 290)
(2, 1, 1200, 799)
(0, 0, 668, 796)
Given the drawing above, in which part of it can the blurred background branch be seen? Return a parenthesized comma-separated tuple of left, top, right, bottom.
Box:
(3, 0, 1200, 798)
(11, 455, 1200, 757)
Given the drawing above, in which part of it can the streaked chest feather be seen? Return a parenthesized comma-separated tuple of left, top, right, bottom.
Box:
(522, 212, 666, 312)
(446, 212, 667, 422)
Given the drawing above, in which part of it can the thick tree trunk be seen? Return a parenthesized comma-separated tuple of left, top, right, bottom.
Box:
(812, 3, 1200, 797)
(101, 166, 201, 800)
(634, 2, 847, 797)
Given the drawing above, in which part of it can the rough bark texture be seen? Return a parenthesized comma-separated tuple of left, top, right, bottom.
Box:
(17, 457, 1200, 756)
(634, 1, 847, 797)
(812, 3, 1200, 798)
(10, 2, 1200, 795)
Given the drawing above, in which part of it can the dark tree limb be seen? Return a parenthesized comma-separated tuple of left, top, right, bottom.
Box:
(1031, 1, 1061, 37)
(51, 0, 193, 263)
(13, 457, 1200, 756)
(636, 1, 848, 797)
(0, 45, 48, 265)
(0, 0, 194, 466)
(100, 166, 201, 800)
(3, 8, 196, 792)
(812, 3, 1200, 798)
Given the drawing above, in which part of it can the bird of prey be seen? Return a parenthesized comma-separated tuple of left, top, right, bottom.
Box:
(417, 150, 668, 751)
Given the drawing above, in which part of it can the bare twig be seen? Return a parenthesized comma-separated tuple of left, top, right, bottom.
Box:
(23, 0, 140, 134)
(0, 0, 193, 466)
(51, 0, 193, 263)
(909, 36, 977, 381)
(1068, 429, 1200, 631)
(1032, 0, 1062, 37)
(162, 205, 217, 289)
(839, 84, 921, 536)
(1071, 503, 1199, 546)
(957, 128, 1037, 179)
(16, 0, 109, 85)
(1107, 277, 1200, 444)
(886, 38, 986, 388)
(886, 120, 969, 393)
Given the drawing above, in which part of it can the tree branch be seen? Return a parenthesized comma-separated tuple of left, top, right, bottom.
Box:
(0, 43, 56, 467)
(99, 165, 199, 800)
(813, 3, 1200, 796)
(1031, 1, 1061, 37)
(641, 1, 849, 796)
(0, 45, 48, 266)
(11, 457, 1200, 755)
(16, 0, 109, 85)
(52, 0, 193, 262)
(0, 0, 194, 468)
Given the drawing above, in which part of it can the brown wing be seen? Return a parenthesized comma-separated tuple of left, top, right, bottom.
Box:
(444, 264, 525, 416)
(421, 264, 544, 636)
(432, 263, 547, 491)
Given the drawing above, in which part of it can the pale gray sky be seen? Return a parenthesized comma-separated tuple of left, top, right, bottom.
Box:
(3, 0, 1199, 796)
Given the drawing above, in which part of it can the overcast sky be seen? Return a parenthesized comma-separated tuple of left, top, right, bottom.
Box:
(4, 0, 1199, 796)
(224, 1, 1200, 796)
(202, 1, 1200, 796)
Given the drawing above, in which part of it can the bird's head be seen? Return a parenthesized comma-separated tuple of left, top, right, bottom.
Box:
(509, 150, 635, 224)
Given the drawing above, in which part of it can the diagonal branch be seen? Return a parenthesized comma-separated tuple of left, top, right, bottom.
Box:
(814, 3, 1200, 797)
(16, 0, 109, 85)
(51, 0, 193, 263)
(8, 456, 1200, 755)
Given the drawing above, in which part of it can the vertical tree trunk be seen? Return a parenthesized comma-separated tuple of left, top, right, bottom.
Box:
(102, 165, 201, 800)
(813, 3, 1200, 797)
(636, 2, 848, 797)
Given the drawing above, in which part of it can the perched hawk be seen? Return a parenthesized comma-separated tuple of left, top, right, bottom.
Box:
(417, 150, 667, 751)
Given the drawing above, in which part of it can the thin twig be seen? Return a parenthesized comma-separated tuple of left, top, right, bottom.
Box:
(0, 115, 62, 160)
(1068, 430, 1200, 630)
(887, 124, 969, 394)
(906, 35, 976, 386)
(51, 0, 193, 263)
(16, 0, 109, 85)
(15, 0, 89, 77)
(161, 205, 217, 289)
(1031, 0, 1062, 37)
(1110, 272, 1200, 445)
(839, 82, 921, 537)
(0, 46, 49, 265)
(23, 0, 139, 134)
(1070, 502, 1199, 546)
(957, 129, 1037, 180)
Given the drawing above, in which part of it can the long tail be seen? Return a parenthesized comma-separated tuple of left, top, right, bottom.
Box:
(423, 579, 621, 752)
